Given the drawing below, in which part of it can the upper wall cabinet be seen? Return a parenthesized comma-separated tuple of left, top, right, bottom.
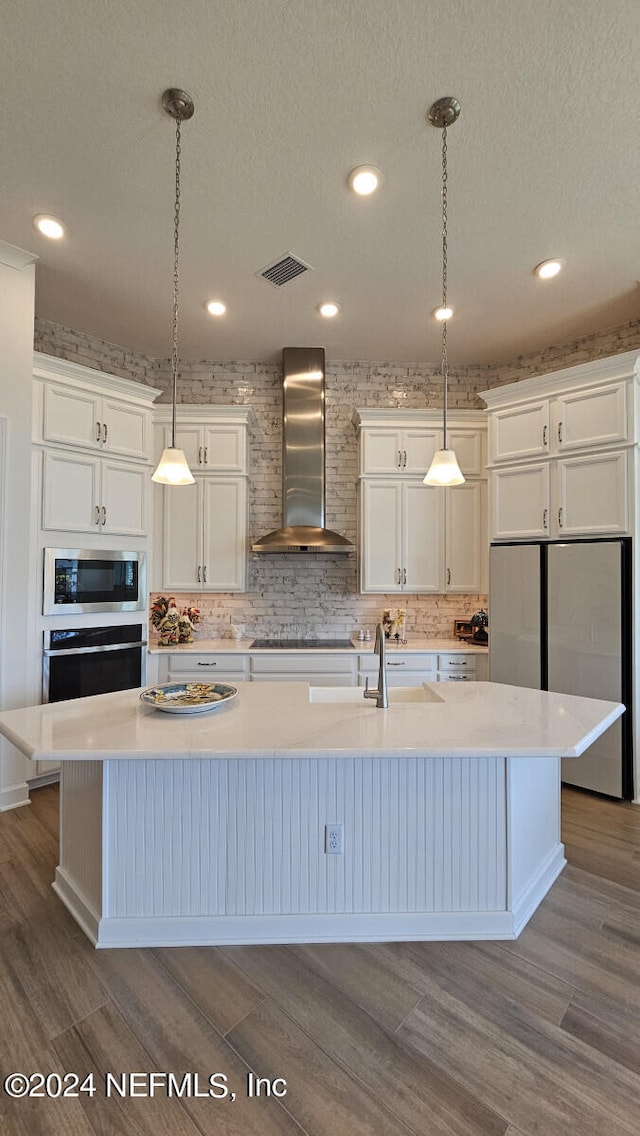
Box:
(33, 353, 162, 539)
(353, 409, 488, 595)
(481, 351, 640, 542)
(33, 353, 161, 462)
(153, 406, 252, 593)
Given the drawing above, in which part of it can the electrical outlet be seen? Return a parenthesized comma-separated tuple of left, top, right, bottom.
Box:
(325, 823, 344, 854)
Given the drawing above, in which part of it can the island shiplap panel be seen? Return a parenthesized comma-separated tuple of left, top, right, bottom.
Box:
(58, 761, 103, 917)
(103, 756, 506, 919)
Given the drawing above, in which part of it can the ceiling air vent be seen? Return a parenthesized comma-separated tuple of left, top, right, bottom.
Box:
(258, 253, 313, 287)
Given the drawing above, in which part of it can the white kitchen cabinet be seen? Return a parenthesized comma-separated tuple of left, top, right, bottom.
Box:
(360, 479, 442, 593)
(491, 463, 551, 540)
(445, 481, 485, 592)
(355, 409, 488, 596)
(552, 381, 629, 452)
(161, 652, 250, 685)
(360, 425, 441, 475)
(489, 400, 550, 464)
(358, 650, 484, 686)
(34, 355, 159, 461)
(251, 653, 357, 685)
(42, 449, 148, 536)
(555, 450, 629, 535)
(163, 475, 247, 591)
(163, 421, 247, 472)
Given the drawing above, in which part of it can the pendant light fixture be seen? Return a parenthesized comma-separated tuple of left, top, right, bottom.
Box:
(424, 97, 465, 488)
(152, 88, 196, 486)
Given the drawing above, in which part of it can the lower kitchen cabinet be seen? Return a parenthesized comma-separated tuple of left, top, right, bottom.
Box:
(162, 475, 247, 591)
(360, 479, 442, 593)
(359, 650, 484, 685)
(251, 653, 357, 685)
(161, 653, 250, 685)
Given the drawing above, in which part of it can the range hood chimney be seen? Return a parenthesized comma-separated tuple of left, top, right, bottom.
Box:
(252, 347, 353, 553)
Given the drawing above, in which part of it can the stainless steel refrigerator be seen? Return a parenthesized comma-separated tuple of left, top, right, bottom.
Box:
(490, 538, 632, 799)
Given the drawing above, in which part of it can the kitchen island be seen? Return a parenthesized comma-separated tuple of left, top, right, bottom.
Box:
(0, 681, 622, 948)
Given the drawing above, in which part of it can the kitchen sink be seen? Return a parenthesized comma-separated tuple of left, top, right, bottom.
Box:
(308, 685, 444, 704)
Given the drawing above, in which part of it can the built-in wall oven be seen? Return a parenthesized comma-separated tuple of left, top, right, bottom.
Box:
(43, 548, 146, 615)
(43, 624, 147, 704)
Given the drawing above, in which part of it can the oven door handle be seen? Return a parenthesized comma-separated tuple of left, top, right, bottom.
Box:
(43, 640, 147, 657)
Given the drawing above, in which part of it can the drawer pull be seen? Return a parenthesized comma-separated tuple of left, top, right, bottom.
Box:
(197, 661, 217, 666)
(449, 660, 467, 666)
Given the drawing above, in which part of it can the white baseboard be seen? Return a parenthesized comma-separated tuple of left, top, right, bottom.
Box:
(511, 843, 566, 938)
(53, 867, 99, 945)
(0, 781, 30, 811)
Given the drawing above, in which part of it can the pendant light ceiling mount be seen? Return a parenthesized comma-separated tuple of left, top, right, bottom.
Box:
(152, 87, 196, 486)
(424, 95, 465, 488)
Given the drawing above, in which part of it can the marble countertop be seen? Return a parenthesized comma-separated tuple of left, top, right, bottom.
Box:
(148, 637, 489, 655)
(0, 681, 621, 763)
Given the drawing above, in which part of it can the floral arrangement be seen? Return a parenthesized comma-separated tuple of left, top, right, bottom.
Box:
(382, 608, 406, 641)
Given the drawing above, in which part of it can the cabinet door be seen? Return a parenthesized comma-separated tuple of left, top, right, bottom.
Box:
(102, 397, 150, 460)
(42, 385, 102, 450)
(202, 425, 247, 471)
(491, 464, 550, 540)
(101, 459, 148, 536)
(402, 428, 441, 474)
(403, 481, 442, 593)
(447, 428, 484, 476)
(360, 480, 403, 591)
(361, 428, 404, 474)
(490, 402, 549, 463)
(167, 425, 204, 469)
(163, 480, 202, 590)
(556, 451, 629, 535)
(42, 450, 101, 532)
(445, 481, 483, 592)
(202, 477, 247, 590)
(553, 382, 628, 452)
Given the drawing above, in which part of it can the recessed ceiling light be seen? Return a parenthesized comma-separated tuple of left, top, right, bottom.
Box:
(205, 300, 227, 316)
(433, 305, 453, 321)
(318, 301, 340, 318)
(33, 214, 66, 239)
(533, 258, 565, 279)
(347, 165, 383, 196)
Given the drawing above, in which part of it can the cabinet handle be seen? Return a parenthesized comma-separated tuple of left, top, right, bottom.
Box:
(558, 507, 563, 528)
(203, 566, 207, 583)
(102, 422, 108, 444)
(197, 661, 217, 666)
(543, 425, 547, 446)
(101, 505, 107, 526)
(204, 447, 208, 465)
(397, 450, 402, 468)
(402, 450, 407, 468)
(449, 660, 467, 666)
(388, 661, 406, 666)
(96, 421, 101, 442)
(197, 565, 201, 583)
(198, 446, 203, 465)
(396, 567, 401, 584)
(94, 504, 100, 525)
(402, 567, 407, 585)
(558, 422, 563, 443)
(446, 567, 451, 586)
(543, 508, 548, 529)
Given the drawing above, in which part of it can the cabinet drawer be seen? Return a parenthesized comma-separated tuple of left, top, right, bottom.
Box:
(251, 653, 357, 676)
(437, 653, 477, 672)
(437, 672, 475, 682)
(359, 652, 436, 672)
(166, 654, 249, 677)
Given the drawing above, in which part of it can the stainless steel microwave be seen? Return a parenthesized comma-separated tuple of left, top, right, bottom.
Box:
(43, 548, 146, 615)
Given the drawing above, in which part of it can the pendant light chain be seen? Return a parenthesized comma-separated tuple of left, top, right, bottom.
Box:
(440, 120, 449, 449)
(170, 116, 182, 449)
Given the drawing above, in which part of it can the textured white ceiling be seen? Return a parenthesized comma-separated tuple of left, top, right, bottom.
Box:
(1, 0, 639, 364)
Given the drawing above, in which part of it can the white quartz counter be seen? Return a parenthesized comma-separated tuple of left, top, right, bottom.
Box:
(148, 637, 489, 655)
(0, 680, 622, 763)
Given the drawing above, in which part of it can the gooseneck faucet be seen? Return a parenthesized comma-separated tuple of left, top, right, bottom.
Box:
(363, 622, 389, 708)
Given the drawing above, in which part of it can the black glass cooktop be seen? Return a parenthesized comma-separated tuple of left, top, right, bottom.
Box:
(250, 638, 354, 650)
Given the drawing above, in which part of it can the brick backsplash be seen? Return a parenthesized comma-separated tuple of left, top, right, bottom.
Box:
(35, 315, 639, 639)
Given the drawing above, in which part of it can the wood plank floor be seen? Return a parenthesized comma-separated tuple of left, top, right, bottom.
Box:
(0, 785, 639, 1135)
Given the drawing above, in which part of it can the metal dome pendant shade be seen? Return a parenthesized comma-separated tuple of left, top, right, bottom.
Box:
(424, 96, 465, 488)
(152, 88, 196, 487)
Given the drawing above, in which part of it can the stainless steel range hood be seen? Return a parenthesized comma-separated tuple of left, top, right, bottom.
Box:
(252, 347, 353, 553)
